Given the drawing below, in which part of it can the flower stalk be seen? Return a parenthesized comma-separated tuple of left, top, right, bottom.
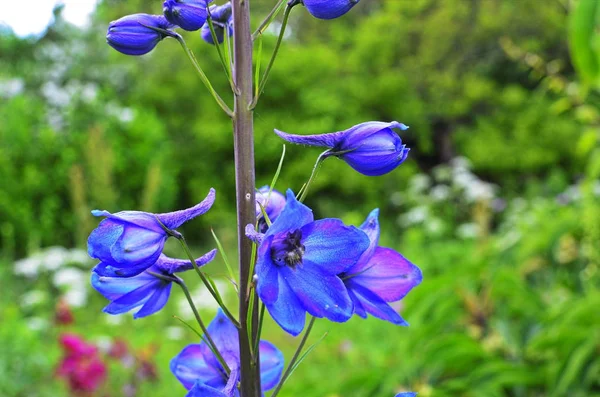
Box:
(231, 0, 261, 395)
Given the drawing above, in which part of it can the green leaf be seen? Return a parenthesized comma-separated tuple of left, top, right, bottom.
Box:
(569, 0, 600, 84)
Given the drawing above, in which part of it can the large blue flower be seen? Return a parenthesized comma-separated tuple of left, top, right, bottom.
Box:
(275, 121, 410, 176)
(91, 250, 216, 319)
(341, 209, 422, 325)
(88, 188, 215, 277)
(248, 190, 370, 336)
(171, 310, 284, 396)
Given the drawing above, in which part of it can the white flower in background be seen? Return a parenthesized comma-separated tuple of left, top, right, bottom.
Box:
(457, 223, 479, 239)
(425, 218, 445, 235)
(399, 206, 428, 226)
(408, 174, 431, 194)
(166, 326, 185, 340)
(53, 267, 88, 308)
(14, 246, 91, 278)
(26, 317, 48, 332)
(430, 185, 451, 201)
(20, 290, 46, 308)
(0, 78, 24, 98)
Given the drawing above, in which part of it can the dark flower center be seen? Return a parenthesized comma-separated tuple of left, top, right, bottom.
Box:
(271, 229, 305, 269)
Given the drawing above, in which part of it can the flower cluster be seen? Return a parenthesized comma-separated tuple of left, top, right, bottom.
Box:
(56, 333, 107, 394)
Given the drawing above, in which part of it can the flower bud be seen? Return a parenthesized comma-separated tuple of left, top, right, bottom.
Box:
(274, 121, 410, 176)
(200, 2, 233, 45)
(302, 0, 360, 20)
(256, 186, 286, 228)
(106, 14, 174, 56)
(163, 0, 212, 31)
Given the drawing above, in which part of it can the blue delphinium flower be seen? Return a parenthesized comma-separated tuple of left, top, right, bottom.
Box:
(255, 186, 286, 232)
(247, 189, 369, 336)
(163, 0, 213, 31)
(341, 209, 422, 324)
(88, 188, 215, 277)
(395, 393, 417, 397)
(200, 2, 233, 45)
(91, 250, 216, 319)
(303, 0, 360, 20)
(171, 309, 284, 396)
(106, 14, 176, 56)
(275, 121, 410, 176)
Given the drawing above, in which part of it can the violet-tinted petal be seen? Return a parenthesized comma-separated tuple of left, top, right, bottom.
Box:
(221, 367, 240, 397)
(300, 218, 369, 275)
(134, 282, 172, 318)
(107, 13, 173, 56)
(91, 267, 158, 300)
(171, 344, 225, 390)
(395, 393, 417, 397)
(351, 247, 422, 302)
(348, 288, 367, 318)
(91, 209, 164, 231)
(186, 381, 229, 397)
(110, 225, 166, 267)
(265, 190, 314, 237)
(265, 272, 307, 336)
(157, 188, 216, 229)
(200, 309, 240, 371)
(274, 128, 344, 149)
(87, 220, 123, 261)
(281, 263, 353, 322)
(255, 236, 279, 304)
(154, 250, 217, 274)
(259, 341, 284, 390)
(93, 261, 153, 278)
(346, 208, 380, 274)
(245, 224, 264, 245)
(346, 280, 408, 325)
(255, 186, 286, 223)
(101, 279, 165, 315)
(163, 0, 211, 31)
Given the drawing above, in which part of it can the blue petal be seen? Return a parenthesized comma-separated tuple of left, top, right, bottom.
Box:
(350, 247, 422, 302)
(265, 272, 306, 336)
(134, 282, 172, 318)
(101, 278, 165, 315)
(91, 268, 158, 300)
(303, 0, 360, 19)
(259, 341, 284, 391)
(245, 224, 264, 245)
(185, 381, 229, 397)
(274, 128, 345, 149)
(171, 344, 225, 390)
(395, 393, 417, 397)
(154, 250, 217, 274)
(93, 261, 154, 278)
(265, 190, 313, 237)
(157, 188, 216, 229)
(281, 262, 353, 322)
(345, 209, 379, 275)
(87, 220, 123, 262)
(301, 219, 370, 275)
(110, 225, 166, 267)
(346, 280, 408, 325)
(91, 210, 165, 231)
(203, 309, 240, 369)
(348, 288, 367, 318)
(255, 236, 279, 305)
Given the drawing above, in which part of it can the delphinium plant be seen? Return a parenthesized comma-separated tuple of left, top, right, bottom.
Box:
(91, 1, 422, 396)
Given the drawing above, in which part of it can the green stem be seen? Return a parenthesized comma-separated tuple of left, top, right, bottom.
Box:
(298, 150, 329, 202)
(174, 277, 231, 375)
(206, 15, 236, 93)
(250, 3, 297, 109)
(270, 317, 317, 397)
(175, 34, 234, 117)
(253, 303, 266, 361)
(252, 0, 287, 40)
(176, 237, 240, 328)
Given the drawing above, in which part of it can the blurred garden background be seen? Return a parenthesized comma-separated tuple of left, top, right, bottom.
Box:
(1, 0, 599, 396)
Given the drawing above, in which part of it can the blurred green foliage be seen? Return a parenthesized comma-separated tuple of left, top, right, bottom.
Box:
(1, 0, 600, 396)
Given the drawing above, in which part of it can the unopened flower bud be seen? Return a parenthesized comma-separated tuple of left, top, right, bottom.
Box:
(106, 14, 175, 56)
(200, 2, 233, 45)
(163, 0, 212, 31)
(302, 0, 360, 20)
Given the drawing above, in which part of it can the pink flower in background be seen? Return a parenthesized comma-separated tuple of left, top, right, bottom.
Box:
(57, 333, 107, 395)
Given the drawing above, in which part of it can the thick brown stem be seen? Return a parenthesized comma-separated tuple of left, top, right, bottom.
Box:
(231, 0, 260, 396)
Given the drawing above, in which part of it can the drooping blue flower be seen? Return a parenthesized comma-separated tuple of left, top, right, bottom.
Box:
(200, 3, 233, 45)
(341, 209, 422, 325)
(255, 186, 286, 232)
(171, 309, 284, 396)
(275, 121, 410, 176)
(88, 188, 215, 277)
(302, 0, 360, 20)
(106, 14, 176, 56)
(247, 189, 370, 336)
(163, 0, 213, 31)
(91, 250, 216, 319)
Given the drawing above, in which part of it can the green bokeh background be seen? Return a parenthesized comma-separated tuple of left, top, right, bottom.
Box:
(1, 0, 599, 396)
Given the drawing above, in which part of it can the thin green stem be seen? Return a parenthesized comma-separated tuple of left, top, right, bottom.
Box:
(270, 316, 317, 397)
(298, 150, 329, 202)
(176, 237, 240, 328)
(174, 277, 231, 375)
(175, 34, 234, 117)
(252, 303, 266, 360)
(206, 15, 236, 93)
(252, 0, 287, 40)
(250, 4, 297, 109)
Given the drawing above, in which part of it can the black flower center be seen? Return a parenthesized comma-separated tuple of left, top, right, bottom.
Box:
(271, 229, 305, 269)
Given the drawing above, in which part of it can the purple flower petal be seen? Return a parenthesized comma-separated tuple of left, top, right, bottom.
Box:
(259, 341, 284, 391)
(303, 0, 360, 20)
(185, 381, 229, 397)
(255, 235, 279, 305)
(134, 282, 173, 318)
(154, 250, 217, 274)
(351, 247, 422, 302)
(100, 278, 165, 315)
(348, 288, 367, 318)
(264, 190, 314, 238)
(157, 188, 216, 229)
(346, 280, 408, 325)
(274, 128, 345, 148)
(281, 263, 353, 322)
(265, 272, 307, 336)
(93, 261, 153, 278)
(245, 224, 264, 245)
(300, 218, 370, 275)
(110, 225, 166, 267)
(171, 344, 225, 390)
